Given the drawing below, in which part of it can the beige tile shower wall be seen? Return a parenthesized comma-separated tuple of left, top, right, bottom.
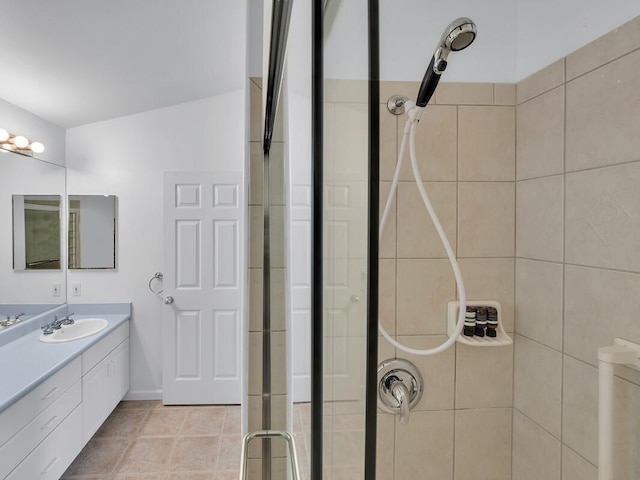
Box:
(247, 77, 289, 477)
(514, 14, 640, 480)
(377, 81, 516, 480)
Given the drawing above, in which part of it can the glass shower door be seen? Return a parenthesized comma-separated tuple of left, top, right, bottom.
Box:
(313, 1, 378, 478)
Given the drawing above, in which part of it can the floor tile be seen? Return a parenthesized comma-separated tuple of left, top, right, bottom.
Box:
(181, 407, 226, 436)
(66, 403, 243, 479)
(95, 408, 149, 438)
(62, 437, 129, 476)
(139, 408, 188, 436)
(216, 435, 243, 470)
(117, 437, 175, 473)
(168, 436, 219, 471)
(222, 405, 242, 434)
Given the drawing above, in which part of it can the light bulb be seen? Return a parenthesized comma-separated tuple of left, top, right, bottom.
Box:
(30, 142, 45, 153)
(13, 135, 29, 149)
(0, 129, 8, 142)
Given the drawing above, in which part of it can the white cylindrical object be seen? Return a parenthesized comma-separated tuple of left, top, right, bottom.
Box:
(598, 359, 615, 480)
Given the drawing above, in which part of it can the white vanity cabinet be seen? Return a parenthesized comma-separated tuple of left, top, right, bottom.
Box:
(0, 319, 130, 480)
(0, 358, 82, 479)
(81, 322, 129, 442)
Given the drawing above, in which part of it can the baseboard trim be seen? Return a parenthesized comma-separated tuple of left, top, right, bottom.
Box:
(123, 389, 162, 401)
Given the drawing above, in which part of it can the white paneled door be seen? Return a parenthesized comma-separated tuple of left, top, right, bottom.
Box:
(163, 172, 244, 404)
(290, 184, 312, 402)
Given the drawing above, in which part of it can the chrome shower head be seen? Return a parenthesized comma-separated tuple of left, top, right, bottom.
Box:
(415, 17, 477, 108)
(442, 17, 477, 52)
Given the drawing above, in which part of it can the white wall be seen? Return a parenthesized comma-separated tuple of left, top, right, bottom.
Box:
(380, 0, 517, 83)
(321, 0, 640, 84)
(0, 100, 66, 305)
(320, 0, 518, 83)
(0, 97, 65, 166)
(321, 0, 518, 82)
(66, 92, 247, 397)
(516, 0, 640, 80)
(248, 0, 264, 78)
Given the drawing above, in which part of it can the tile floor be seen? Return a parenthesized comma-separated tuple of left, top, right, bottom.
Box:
(61, 401, 312, 480)
(62, 401, 242, 479)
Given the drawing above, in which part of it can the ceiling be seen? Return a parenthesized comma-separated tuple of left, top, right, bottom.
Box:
(0, 1, 248, 128)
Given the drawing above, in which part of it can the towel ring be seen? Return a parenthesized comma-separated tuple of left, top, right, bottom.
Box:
(148, 272, 164, 294)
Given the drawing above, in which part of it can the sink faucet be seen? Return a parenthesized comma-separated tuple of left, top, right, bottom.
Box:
(0, 312, 26, 328)
(41, 313, 75, 335)
(50, 316, 64, 329)
(61, 313, 75, 326)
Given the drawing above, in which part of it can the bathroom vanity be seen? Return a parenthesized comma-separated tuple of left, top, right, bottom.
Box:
(0, 304, 131, 480)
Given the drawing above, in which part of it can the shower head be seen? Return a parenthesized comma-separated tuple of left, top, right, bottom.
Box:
(415, 17, 477, 108)
(442, 17, 477, 52)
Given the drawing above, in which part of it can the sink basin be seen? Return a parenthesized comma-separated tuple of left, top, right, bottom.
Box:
(40, 318, 108, 343)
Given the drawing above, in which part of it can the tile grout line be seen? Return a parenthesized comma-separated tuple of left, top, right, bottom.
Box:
(560, 56, 568, 479)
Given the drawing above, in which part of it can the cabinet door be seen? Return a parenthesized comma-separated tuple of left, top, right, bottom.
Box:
(82, 355, 110, 442)
(109, 339, 130, 408)
(82, 338, 130, 442)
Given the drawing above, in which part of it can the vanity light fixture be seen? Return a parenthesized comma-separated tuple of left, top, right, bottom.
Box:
(0, 128, 45, 156)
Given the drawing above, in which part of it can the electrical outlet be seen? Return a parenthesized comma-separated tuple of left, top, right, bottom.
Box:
(72, 284, 81, 296)
(52, 284, 61, 297)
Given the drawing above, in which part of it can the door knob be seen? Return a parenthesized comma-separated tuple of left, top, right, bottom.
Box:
(163, 296, 174, 305)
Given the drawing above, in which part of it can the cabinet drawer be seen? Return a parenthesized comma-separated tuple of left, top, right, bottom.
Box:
(6, 405, 82, 480)
(0, 356, 81, 447)
(0, 380, 81, 479)
(82, 321, 129, 375)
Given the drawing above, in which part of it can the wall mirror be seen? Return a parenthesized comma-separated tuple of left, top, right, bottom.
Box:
(68, 195, 117, 269)
(0, 151, 66, 309)
(12, 195, 62, 270)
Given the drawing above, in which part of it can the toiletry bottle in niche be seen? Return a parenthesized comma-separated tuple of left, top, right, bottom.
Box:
(464, 306, 476, 337)
(475, 306, 487, 337)
(486, 307, 498, 337)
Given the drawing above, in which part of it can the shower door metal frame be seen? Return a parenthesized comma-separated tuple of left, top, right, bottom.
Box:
(311, 1, 323, 478)
(311, 0, 380, 479)
(365, 3, 381, 478)
(261, 1, 294, 480)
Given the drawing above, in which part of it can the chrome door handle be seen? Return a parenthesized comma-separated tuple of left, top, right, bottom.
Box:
(163, 296, 174, 305)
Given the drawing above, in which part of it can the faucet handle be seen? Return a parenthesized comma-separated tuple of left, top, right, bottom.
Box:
(377, 359, 424, 425)
(391, 380, 411, 424)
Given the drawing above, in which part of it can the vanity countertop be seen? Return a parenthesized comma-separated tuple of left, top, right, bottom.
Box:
(0, 312, 130, 414)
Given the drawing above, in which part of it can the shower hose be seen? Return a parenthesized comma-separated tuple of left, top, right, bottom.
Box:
(378, 101, 467, 355)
